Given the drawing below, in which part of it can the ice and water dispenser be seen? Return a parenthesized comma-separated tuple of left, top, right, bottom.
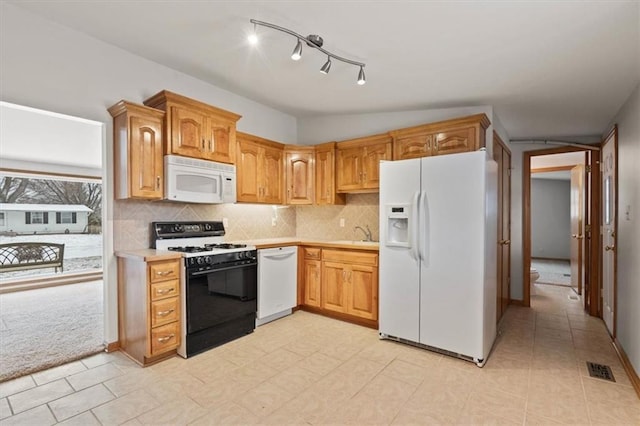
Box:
(385, 204, 410, 247)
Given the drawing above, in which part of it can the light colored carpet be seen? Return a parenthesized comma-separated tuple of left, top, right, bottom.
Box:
(0, 280, 104, 382)
(532, 258, 572, 286)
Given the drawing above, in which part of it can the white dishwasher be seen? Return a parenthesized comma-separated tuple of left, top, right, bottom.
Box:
(256, 246, 298, 326)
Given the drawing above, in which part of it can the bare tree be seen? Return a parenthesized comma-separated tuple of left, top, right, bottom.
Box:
(0, 177, 31, 203)
(29, 180, 102, 225)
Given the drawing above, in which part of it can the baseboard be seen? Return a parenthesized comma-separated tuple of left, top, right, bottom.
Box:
(531, 257, 570, 262)
(509, 299, 524, 306)
(105, 341, 120, 353)
(613, 338, 640, 399)
(0, 271, 103, 294)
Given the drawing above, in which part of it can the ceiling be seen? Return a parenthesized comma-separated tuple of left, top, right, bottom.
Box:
(8, 1, 640, 140)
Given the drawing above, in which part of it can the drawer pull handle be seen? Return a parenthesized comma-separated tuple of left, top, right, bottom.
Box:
(156, 288, 175, 295)
(157, 309, 174, 317)
(156, 270, 174, 276)
(157, 334, 175, 343)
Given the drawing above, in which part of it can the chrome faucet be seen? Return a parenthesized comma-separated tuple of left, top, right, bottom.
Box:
(354, 225, 373, 242)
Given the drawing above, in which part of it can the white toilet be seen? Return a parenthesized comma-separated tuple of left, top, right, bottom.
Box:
(530, 268, 540, 294)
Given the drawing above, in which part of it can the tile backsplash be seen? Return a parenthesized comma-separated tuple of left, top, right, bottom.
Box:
(113, 193, 378, 251)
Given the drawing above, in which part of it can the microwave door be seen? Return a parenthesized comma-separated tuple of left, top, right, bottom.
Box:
(172, 170, 223, 204)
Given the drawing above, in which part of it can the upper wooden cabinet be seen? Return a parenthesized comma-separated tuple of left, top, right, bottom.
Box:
(284, 146, 315, 205)
(315, 142, 346, 205)
(391, 113, 491, 160)
(144, 90, 241, 164)
(336, 134, 392, 193)
(108, 101, 165, 200)
(236, 132, 284, 204)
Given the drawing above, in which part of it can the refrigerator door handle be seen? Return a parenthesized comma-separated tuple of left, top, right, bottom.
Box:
(419, 190, 429, 263)
(410, 190, 420, 261)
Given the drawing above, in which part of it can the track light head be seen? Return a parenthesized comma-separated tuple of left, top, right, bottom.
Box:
(320, 57, 332, 74)
(248, 23, 258, 45)
(291, 39, 303, 61)
(357, 66, 366, 85)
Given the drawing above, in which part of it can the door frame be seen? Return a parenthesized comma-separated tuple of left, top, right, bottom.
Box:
(493, 132, 511, 321)
(522, 146, 600, 313)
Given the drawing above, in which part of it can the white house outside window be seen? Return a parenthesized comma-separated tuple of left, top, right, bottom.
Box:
(0, 212, 5, 226)
(57, 211, 76, 224)
(27, 211, 48, 224)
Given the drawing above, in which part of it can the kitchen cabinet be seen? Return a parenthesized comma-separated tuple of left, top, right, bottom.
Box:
(302, 248, 322, 308)
(144, 90, 241, 164)
(236, 132, 284, 204)
(336, 134, 392, 193)
(391, 113, 491, 160)
(117, 254, 181, 366)
(108, 101, 165, 200)
(298, 246, 378, 326)
(285, 146, 315, 205)
(315, 142, 346, 205)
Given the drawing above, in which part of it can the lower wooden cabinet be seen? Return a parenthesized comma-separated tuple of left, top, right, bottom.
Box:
(299, 246, 378, 326)
(117, 254, 181, 366)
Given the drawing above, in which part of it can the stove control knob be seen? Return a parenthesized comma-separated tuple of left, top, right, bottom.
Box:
(203, 256, 211, 264)
(237, 251, 245, 259)
(204, 223, 212, 231)
(196, 257, 204, 265)
(173, 224, 184, 233)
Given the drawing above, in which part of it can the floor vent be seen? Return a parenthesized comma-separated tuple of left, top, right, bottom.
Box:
(586, 362, 615, 382)
(563, 273, 571, 277)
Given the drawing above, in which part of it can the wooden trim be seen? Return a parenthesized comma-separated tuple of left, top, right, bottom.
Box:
(236, 131, 285, 150)
(589, 149, 601, 317)
(336, 132, 392, 149)
(531, 165, 575, 174)
(509, 299, 524, 306)
(0, 271, 103, 294)
(531, 256, 571, 262)
(613, 338, 640, 399)
(105, 341, 120, 353)
(144, 90, 241, 122)
(493, 132, 510, 155)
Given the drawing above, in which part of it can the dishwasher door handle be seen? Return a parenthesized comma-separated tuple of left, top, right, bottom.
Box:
(262, 251, 296, 260)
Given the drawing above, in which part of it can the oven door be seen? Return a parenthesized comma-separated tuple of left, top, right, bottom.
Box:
(186, 262, 257, 334)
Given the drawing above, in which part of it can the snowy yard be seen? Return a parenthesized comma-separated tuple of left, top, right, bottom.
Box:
(0, 234, 102, 280)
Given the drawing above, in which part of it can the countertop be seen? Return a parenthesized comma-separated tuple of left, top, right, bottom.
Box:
(115, 239, 379, 260)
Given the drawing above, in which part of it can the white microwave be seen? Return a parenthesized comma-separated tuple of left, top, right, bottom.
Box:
(164, 155, 236, 204)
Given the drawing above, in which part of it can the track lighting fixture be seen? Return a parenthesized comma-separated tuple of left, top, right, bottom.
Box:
(249, 19, 366, 85)
(320, 56, 331, 74)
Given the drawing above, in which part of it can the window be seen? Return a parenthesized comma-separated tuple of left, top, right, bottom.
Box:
(0, 212, 4, 226)
(25, 211, 49, 224)
(56, 212, 77, 224)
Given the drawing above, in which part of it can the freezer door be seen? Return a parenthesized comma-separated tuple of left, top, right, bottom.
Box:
(379, 159, 421, 342)
(418, 151, 487, 360)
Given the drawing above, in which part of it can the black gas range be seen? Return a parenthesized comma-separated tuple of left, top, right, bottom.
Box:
(151, 221, 258, 357)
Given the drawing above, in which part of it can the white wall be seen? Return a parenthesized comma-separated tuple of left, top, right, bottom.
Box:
(0, 3, 298, 345)
(531, 179, 570, 259)
(609, 83, 640, 376)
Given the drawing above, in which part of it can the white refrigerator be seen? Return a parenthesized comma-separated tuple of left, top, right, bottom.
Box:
(378, 150, 497, 366)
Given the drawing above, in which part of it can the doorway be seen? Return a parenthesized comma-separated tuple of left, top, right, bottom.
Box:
(523, 146, 601, 314)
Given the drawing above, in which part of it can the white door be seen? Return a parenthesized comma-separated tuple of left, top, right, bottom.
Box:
(379, 159, 421, 342)
(601, 129, 617, 336)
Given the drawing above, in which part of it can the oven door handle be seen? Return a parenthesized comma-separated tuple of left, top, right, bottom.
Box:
(189, 263, 256, 277)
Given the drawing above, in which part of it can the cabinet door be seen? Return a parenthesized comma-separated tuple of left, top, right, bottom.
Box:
(321, 262, 347, 313)
(304, 259, 322, 307)
(362, 142, 392, 189)
(129, 115, 163, 199)
(336, 147, 362, 192)
(433, 126, 477, 155)
(262, 146, 284, 204)
(205, 118, 235, 164)
(170, 106, 207, 158)
(346, 264, 378, 320)
(315, 148, 345, 205)
(286, 151, 314, 205)
(393, 134, 433, 160)
(236, 139, 261, 203)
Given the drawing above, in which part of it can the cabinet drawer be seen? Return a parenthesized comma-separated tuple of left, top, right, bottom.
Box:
(150, 322, 179, 355)
(150, 279, 179, 301)
(322, 249, 378, 266)
(150, 297, 179, 327)
(304, 247, 321, 260)
(149, 260, 180, 283)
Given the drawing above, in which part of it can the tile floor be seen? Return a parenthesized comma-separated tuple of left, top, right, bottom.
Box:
(1, 283, 638, 425)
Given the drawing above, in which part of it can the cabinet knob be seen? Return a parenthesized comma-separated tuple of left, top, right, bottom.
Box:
(155, 270, 174, 276)
(605, 245, 615, 251)
(156, 176, 161, 190)
(157, 334, 175, 343)
(157, 309, 174, 317)
(156, 288, 175, 295)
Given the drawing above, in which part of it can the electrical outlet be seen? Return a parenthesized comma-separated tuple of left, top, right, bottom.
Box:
(222, 217, 229, 227)
(339, 218, 345, 227)
(272, 217, 277, 227)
